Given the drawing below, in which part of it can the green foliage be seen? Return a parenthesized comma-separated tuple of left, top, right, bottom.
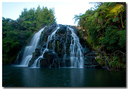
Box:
(2, 6, 56, 65)
(112, 17, 119, 22)
(96, 58, 100, 62)
(117, 30, 126, 49)
(74, 2, 126, 69)
(101, 26, 119, 51)
(101, 26, 126, 52)
(109, 56, 125, 69)
(88, 27, 99, 46)
(96, 57, 105, 66)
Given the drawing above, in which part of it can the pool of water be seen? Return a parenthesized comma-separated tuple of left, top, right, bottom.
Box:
(2, 65, 126, 87)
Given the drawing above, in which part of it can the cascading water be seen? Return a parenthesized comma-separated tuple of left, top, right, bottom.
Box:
(19, 25, 84, 68)
(32, 48, 48, 67)
(68, 27, 84, 68)
(20, 27, 46, 66)
(32, 26, 60, 67)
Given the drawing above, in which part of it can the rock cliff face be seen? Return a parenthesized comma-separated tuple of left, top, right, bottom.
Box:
(19, 24, 99, 68)
(20, 24, 84, 68)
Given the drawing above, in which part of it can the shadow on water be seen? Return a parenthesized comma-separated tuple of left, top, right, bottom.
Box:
(2, 65, 126, 87)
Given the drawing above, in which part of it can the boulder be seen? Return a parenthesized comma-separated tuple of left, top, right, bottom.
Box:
(14, 50, 24, 64)
(40, 58, 49, 68)
(60, 61, 65, 67)
(42, 50, 60, 67)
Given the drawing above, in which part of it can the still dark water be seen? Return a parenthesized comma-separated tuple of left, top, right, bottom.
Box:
(3, 65, 126, 87)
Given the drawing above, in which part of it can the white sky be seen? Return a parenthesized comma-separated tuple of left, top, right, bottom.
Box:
(2, 1, 94, 25)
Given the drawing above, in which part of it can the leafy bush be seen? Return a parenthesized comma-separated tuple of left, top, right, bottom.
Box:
(109, 56, 125, 69)
(101, 26, 119, 51)
(117, 30, 126, 50)
(101, 26, 126, 53)
(96, 57, 105, 66)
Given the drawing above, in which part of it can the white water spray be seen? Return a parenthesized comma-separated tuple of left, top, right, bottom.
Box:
(32, 26, 60, 67)
(68, 27, 84, 68)
(20, 27, 46, 66)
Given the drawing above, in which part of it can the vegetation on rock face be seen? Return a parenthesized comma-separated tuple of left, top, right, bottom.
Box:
(74, 2, 126, 70)
(2, 6, 56, 65)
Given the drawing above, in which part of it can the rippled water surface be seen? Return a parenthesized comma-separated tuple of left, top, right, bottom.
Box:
(2, 65, 126, 87)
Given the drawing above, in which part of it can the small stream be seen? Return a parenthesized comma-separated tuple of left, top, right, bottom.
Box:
(3, 65, 126, 87)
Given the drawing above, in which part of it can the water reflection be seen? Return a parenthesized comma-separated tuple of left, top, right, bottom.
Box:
(21, 68, 45, 87)
(3, 65, 126, 87)
(70, 68, 84, 87)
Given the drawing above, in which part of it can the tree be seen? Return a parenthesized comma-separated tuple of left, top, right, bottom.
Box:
(2, 6, 56, 65)
(74, 2, 126, 69)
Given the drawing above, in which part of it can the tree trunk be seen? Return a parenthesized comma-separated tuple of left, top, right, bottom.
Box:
(120, 13, 124, 28)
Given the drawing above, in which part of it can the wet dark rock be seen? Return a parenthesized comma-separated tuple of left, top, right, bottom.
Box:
(40, 58, 49, 68)
(71, 26, 78, 35)
(14, 50, 24, 64)
(50, 64, 57, 68)
(65, 60, 71, 67)
(34, 48, 40, 56)
(57, 26, 67, 34)
(28, 48, 41, 67)
(44, 51, 57, 62)
(27, 24, 97, 68)
(18, 24, 101, 68)
(60, 61, 65, 67)
(39, 50, 60, 68)
(83, 50, 100, 68)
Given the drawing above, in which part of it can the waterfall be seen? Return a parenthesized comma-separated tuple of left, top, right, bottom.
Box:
(68, 27, 84, 68)
(19, 25, 84, 68)
(31, 48, 48, 68)
(20, 27, 46, 66)
(32, 26, 60, 67)
(46, 26, 60, 49)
